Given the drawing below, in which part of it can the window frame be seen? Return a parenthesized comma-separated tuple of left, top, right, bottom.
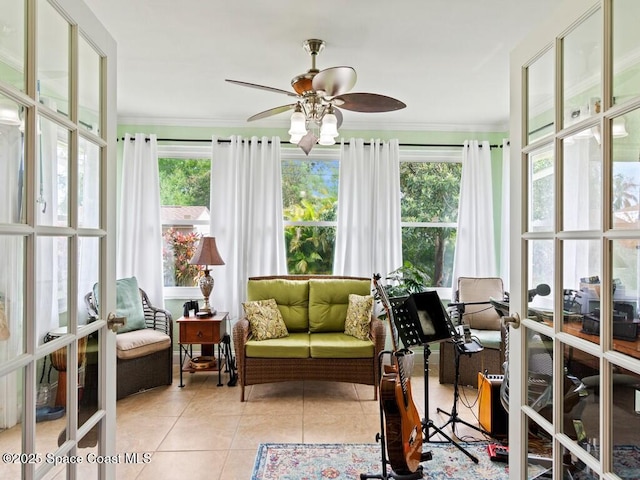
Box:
(157, 144, 212, 299)
(399, 148, 462, 298)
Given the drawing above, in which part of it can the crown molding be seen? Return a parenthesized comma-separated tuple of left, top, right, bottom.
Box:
(117, 114, 508, 133)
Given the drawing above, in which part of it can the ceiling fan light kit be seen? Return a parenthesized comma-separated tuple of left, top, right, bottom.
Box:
(226, 39, 406, 154)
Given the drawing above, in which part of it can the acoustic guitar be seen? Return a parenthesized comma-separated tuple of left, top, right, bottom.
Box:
(373, 274, 423, 475)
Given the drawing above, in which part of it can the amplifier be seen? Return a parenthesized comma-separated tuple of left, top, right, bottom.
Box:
(478, 372, 508, 438)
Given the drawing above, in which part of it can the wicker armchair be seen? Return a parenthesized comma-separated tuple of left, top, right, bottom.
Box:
(85, 288, 173, 399)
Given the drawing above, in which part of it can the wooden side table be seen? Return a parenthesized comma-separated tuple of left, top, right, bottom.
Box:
(177, 311, 229, 387)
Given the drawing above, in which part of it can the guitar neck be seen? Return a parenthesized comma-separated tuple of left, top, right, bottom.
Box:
(373, 274, 400, 352)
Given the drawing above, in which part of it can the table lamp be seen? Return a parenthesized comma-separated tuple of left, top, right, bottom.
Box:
(189, 236, 225, 317)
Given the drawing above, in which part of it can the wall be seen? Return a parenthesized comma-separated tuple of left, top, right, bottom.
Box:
(115, 122, 509, 348)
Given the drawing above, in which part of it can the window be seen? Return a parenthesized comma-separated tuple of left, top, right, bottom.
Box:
(157, 145, 211, 295)
(281, 149, 339, 274)
(400, 150, 462, 288)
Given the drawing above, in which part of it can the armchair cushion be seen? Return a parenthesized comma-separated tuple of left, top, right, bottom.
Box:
(243, 298, 289, 341)
(116, 328, 171, 360)
(344, 294, 374, 340)
(457, 276, 504, 330)
(308, 279, 371, 332)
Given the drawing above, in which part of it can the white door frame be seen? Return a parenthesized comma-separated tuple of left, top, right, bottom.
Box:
(509, 0, 640, 478)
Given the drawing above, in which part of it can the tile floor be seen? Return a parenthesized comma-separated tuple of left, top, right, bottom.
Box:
(108, 355, 489, 480)
(0, 353, 489, 479)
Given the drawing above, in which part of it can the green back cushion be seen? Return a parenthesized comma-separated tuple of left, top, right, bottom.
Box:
(247, 279, 309, 332)
(93, 277, 146, 334)
(308, 279, 371, 332)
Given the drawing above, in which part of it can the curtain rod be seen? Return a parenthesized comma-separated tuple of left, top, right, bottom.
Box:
(119, 137, 507, 148)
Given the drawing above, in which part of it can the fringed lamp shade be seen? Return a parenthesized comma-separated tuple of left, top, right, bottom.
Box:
(189, 237, 225, 316)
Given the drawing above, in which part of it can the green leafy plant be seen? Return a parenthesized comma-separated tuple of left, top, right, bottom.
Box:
(162, 228, 202, 286)
(384, 261, 431, 298)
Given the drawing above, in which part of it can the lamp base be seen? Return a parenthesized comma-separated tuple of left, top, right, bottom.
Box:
(196, 310, 215, 318)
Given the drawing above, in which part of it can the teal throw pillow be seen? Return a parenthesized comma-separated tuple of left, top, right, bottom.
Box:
(93, 277, 146, 334)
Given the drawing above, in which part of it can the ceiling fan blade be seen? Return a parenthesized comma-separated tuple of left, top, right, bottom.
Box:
(312, 66, 357, 97)
(226, 79, 299, 98)
(247, 104, 297, 122)
(333, 93, 406, 113)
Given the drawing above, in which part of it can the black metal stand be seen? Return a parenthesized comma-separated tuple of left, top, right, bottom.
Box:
(434, 342, 491, 463)
(361, 351, 427, 480)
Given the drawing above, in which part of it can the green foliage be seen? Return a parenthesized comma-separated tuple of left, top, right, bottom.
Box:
(399, 161, 461, 287)
(284, 197, 336, 274)
(384, 261, 431, 298)
(158, 158, 210, 207)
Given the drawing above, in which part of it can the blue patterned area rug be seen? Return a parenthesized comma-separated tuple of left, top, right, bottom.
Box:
(251, 442, 511, 480)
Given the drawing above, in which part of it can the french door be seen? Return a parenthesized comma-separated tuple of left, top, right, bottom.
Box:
(509, 0, 640, 478)
(0, 0, 118, 478)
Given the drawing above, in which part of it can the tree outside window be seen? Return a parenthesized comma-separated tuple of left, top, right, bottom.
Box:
(400, 154, 461, 287)
(282, 156, 339, 274)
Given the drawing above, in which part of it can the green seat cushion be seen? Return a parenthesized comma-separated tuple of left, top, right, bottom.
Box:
(245, 332, 310, 358)
(309, 332, 374, 358)
(247, 279, 309, 332)
(93, 277, 146, 334)
(472, 328, 501, 350)
(308, 279, 371, 332)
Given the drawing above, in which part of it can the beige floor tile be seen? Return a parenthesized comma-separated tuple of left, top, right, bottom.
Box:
(158, 414, 240, 451)
(231, 414, 303, 450)
(116, 387, 196, 418)
(303, 413, 380, 444)
(136, 450, 228, 480)
(116, 414, 178, 453)
(181, 387, 246, 417)
(221, 448, 258, 479)
(304, 397, 368, 416)
(59, 356, 501, 476)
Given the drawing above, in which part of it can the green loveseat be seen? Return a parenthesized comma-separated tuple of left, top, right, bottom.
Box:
(232, 275, 386, 401)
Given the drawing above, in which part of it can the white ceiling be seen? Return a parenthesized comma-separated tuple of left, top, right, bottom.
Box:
(83, 0, 562, 133)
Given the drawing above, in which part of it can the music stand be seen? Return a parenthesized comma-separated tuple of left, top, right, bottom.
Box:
(389, 292, 482, 463)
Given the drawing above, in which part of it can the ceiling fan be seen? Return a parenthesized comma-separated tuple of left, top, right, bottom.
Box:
(225, 39, 406, 153)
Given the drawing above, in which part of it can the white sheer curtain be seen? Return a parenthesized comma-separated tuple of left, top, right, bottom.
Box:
(0, 123, 24, 428)
(333, 138, 402, 278)
(451, 140, 497, 286)
(117, 133, 164, 307)
(209, 136, 287, 321)
(500, 139, 510, 288)
(77, 141, 100, 318)
(563, 138, 600, 288)
(36, 115, 60, 342)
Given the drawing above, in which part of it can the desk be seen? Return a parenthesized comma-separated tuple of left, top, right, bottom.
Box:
(177, 312, 228, 387)
(539, 317, 640, 362)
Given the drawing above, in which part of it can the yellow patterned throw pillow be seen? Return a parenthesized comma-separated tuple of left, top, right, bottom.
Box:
(344, 294, 374, 341)
(243, 298, 289, 341)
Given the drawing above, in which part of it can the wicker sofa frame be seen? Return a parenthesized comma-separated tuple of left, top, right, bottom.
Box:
(232, 275, 386, 402)
(85, 288, 173, 400)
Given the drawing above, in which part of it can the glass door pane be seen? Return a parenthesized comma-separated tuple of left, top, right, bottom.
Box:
(613, 0, 640, 105)
(0, 368, 25, 479)
(562, 9, 602, 129)
(36, 116, 69, 227)
(78, 36, 101, 136)
(528, 48, 555, 144)
(0, 0, 25, 92)
(528, 146, 555, 232)
(563, 132, 601, 231)
(37, 0, 70, 118)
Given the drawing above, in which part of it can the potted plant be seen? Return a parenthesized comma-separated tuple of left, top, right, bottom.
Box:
(384, 261, 431, 299)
